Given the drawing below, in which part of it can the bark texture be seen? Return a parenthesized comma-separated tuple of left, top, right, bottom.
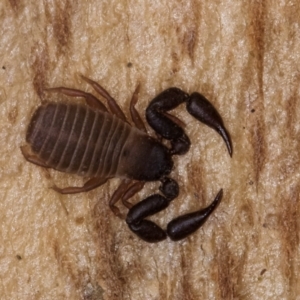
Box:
(1, 1, 300, 299)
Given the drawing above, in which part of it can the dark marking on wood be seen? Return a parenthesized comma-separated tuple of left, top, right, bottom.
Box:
(53, 1, 72, 51)
(285, 78, 300, 139)
(8, 0, 22, 13)
(91, 194, 125, 299)
(75, 216, 85, 225)
(189, 158, 206, 208)
(170, 1, 201, 69)
(8, 106, 18, 124)
(260, 269, 267, 276)
(31, 44, 50, 99)
(171, 51, 180, 74)
(180, 1, 200, 61)
(179, 245, 198, 299)
(279, 183, 300, 298)
(249, 2, 266, 94)
(250, 122, 266, 186)
(216, 240, 247, 299)
(245, 2, 267, 187)
(45, 1, 73, 54)
(183, 28, 197, 61)
(82, 283, 105, 300)
(53, 240, 79, 289)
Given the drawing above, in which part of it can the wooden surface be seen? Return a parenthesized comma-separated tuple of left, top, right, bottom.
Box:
(1, 1, 300, 299)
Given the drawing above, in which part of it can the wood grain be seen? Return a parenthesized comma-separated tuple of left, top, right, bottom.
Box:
(0, 1, 299, 299)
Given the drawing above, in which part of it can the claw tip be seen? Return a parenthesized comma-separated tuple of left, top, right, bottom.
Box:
(218, 127, 233, 157)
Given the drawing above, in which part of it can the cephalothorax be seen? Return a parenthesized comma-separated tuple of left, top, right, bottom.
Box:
(21, 75, 232, 243)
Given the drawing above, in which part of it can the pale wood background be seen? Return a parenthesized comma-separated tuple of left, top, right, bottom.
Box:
(0, 1, 300, 299)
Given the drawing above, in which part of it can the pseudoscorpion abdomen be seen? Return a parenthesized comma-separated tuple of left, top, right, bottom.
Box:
(26, 102, 132, 178)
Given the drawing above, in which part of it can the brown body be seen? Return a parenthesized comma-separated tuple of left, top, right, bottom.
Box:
(26, 102, 172, 181)
(22, 76, 231, 243)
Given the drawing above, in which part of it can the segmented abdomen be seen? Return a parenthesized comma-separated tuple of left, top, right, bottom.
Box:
(26, 102, 131, 178)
